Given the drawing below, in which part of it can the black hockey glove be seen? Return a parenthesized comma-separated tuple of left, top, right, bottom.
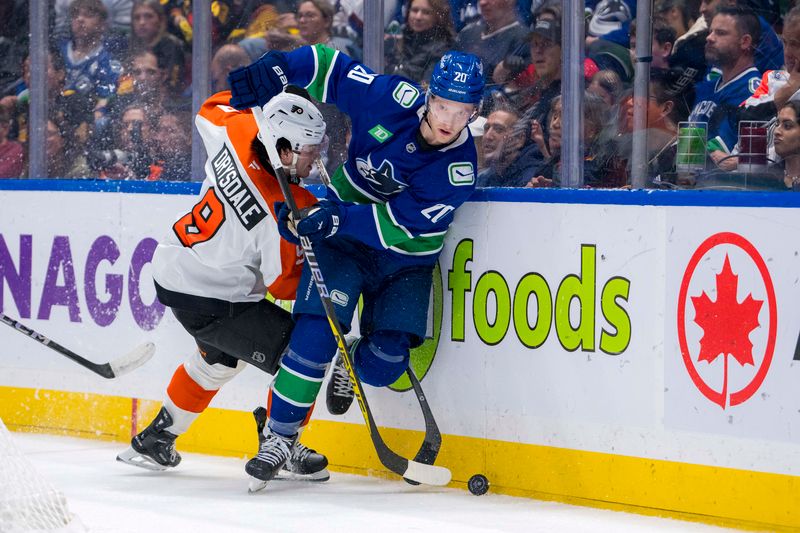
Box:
(228, 51, 289, 110)
(273, 202, 300, 245)
(295, 200, 343, 242)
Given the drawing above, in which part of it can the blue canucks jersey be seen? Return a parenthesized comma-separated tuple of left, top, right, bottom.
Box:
(689, 66, 761, 153)
(279, 44, 477, 262)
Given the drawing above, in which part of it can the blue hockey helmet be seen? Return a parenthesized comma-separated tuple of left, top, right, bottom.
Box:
(429, 52, 485, 105)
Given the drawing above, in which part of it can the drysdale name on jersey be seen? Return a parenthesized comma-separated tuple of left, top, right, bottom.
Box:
(0, 233, 164, 331)
(211, 145, 267, 229)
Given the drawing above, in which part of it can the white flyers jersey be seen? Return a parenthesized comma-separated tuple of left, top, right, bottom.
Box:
(151, 91, 317, 304)
(743, 70, 800, 108)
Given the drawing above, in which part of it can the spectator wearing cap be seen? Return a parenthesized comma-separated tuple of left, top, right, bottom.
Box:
(524, 18, 563, 151)
(454, 0, 530, 87)
(689, 5, 761, 169)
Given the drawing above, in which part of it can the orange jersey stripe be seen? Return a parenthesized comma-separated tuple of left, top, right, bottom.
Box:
(166, 364, 219, 413)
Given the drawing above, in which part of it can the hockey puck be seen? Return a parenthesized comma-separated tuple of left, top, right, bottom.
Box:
(468, 474, 489, 495)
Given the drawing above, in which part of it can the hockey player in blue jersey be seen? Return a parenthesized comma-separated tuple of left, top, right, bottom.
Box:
(227, 44, 484, 486)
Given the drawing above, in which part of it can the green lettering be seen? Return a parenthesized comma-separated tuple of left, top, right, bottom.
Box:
(448, 239, 473, 342)
(513, 273, 552, 349)
(600, 277, 631, 355)
(555, 244, 596, 352)
(473, 271, 511, 345)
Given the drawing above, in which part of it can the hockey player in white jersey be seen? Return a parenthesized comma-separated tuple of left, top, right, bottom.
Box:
(117, 87, 330, 483)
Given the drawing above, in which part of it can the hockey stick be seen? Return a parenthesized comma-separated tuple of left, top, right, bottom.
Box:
(315, 159, 444, 470)
(255, 113, 450, 486)
(1, 313, 155, 379)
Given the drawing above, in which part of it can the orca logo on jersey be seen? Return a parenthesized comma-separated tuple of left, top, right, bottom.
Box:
(355, 155, 406, 195)
(211, 145, 267, 230)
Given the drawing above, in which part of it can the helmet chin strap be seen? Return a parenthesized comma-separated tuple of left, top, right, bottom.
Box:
(289, 151, 299, 179)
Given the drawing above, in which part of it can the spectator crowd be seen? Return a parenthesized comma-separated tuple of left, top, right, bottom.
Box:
(1, 0, 798, 190)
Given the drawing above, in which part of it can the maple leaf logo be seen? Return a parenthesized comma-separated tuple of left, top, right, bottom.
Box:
(690, 254, 763, 406)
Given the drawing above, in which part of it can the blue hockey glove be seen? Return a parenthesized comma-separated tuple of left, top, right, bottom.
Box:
(227, 51, 289, 110)
(273, 201, 300, 245)
(295, 201, 343, 242)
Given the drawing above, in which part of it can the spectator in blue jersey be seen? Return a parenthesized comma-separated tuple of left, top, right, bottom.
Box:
(60, 0, 122, 140)
(454, 0, 530, 88)
(226, 46, 484, 487)
(688, 5, 761, 169)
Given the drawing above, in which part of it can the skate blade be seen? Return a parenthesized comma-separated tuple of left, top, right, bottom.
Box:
(248, 476, 269, 493)
(116, 446, 169, 471)
(274, 468, 330, 482)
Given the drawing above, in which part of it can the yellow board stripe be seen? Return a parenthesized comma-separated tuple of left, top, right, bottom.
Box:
(1, 386, 797, 531)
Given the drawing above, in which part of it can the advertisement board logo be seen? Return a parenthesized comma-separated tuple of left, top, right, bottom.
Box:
(677, 232, 777, 409)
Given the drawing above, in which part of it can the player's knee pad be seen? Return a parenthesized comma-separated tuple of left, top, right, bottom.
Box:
(183, 348, 246, 390)
(354, 330, 411, 387)
(287, 314, 339, 365)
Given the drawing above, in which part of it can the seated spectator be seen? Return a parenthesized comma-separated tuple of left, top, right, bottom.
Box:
(673, 0, 782, 77)
(773, 101, 800, 190)
(211, 44, 252, 93)
(0, 0, 28, 96)
(630, 17, 677, 70)
(527, 92, 619, 187)
(296, 0, 361, 58)
(114, 49, 181, 118)
(739, 5, 800, 166)
(59, 0, 122, 140)
(454, 0, 529, 88)
(54, 0, 133, 54)
(688, 6, 761, 170)
(385, 0, 455, 83)
(617, 68, 695, 185)
(588, 69, 623, 107)
(150, 111, 192, 181)
(0, 106, 23, 178)
(0, 49, 69, 145)
(129, 0, 187, 97)
(477, 105, 527, 186)
(93, 103, 155, 180)
(656, 0, 696, 41)
(45, 116, 91, 179)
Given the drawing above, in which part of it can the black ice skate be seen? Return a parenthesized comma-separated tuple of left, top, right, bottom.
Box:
(116, 406, 181, 471)
(246, 427, 296, 492)
(251, 407, 329, 489)
(326, 337, 359, 415)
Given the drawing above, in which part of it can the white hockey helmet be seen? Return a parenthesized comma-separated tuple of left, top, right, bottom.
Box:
(259, 92, 326, 151)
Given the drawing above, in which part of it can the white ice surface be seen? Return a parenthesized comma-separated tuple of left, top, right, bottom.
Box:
(15, 432, 737, 533)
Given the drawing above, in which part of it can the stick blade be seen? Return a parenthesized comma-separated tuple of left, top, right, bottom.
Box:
(402, 461, 452, 486)
(109, 342, 155, 377)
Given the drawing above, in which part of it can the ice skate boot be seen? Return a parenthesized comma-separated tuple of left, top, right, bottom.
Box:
(251, 407, 329, 486)
(117, 406, 181, 471)
(326, 336, 359, 415)
(246, 427, 296, 492)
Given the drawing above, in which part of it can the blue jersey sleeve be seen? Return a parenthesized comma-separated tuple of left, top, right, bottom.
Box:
(282, 44, 412, 126)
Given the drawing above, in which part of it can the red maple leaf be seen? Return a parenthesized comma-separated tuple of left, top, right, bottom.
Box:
(691, 254, 762, 367)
